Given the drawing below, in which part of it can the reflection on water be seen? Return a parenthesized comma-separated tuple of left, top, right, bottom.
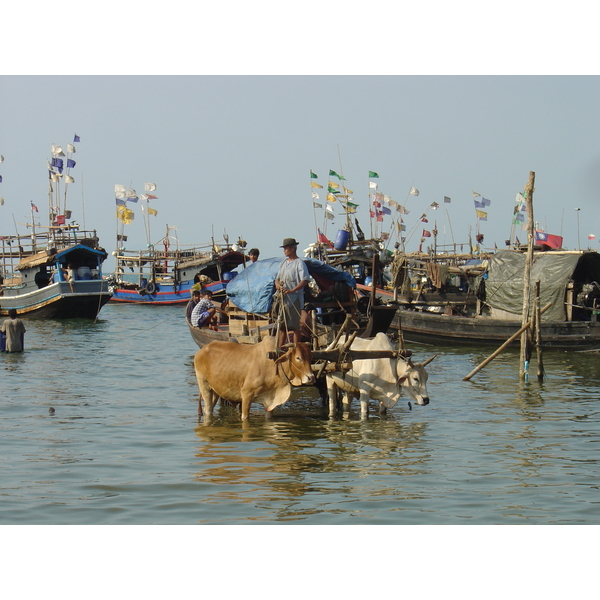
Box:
(1, 306, 600, 524)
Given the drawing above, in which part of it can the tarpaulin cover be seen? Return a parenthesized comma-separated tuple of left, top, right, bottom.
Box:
(226, 256, 356, 315)
(482, 250, 600, 321)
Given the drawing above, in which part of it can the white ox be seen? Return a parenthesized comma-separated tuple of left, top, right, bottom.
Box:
(326, 332, 432, 419)
(194, 336, 315, 422)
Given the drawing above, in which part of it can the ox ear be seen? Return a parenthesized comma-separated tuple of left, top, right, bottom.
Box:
(274, 348, 293, 365)
(422, 354, 438, 367)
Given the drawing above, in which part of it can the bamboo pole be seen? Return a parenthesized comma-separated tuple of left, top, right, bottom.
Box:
(463, 302, 552, 381)
(535, 280, 544, 382)
(520, 171, 535, 380)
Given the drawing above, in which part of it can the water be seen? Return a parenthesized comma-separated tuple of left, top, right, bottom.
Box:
(2, 303, 600, 525)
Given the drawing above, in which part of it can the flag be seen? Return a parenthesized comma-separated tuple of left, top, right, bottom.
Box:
(344, 187, 354, 195)
(474, 199, 484, 209)
(115, 184, 126, 193)
(325, 204, 334, 213)
(148, 207, 158, 216)
(146, 194, 157, 200)
(65, 175, 74, 183)
(310, 170, 318, 179)
(73, 134, 81, 142)
(369, 181, 378, 190)
(422, 229, 431, 237)
(311, 181, 323, 189)
(116, 198, 126, 206)
(31, 202, 38, 212)
(52, 158, 64, 169)
(515, 213, 525, 223)
(409, 187, 419, 196)
(472, 191, 481, 197)
(398, 222, 406, 232)
(325, 211, 334, 220)
(329, 169, 345, 180)
(328, 181, 339, 189)
(52, 145, 65, 156)
(481, 197, 491, 206)
(67, 144, 76, 154)
(431, 202, 439, 209)
(397, 205, 409, 214)
(313, 202, 322, 209)
(0, 197, 4, 206)
(311, 192, 320, 200)
(589, 234, 596, 240)
(145, 182, 157, 192)
(66, 159, 76, 169)
(0, 175, 2, 183)
(422, 217, 428, 223)
(326, 194, 337, 203)
(382, 206, 391, 215)
(318, 229, 334, 248)
(444, 196, 451, 203)
(50, 172, 60, 182)
(376, 210, 383, 222)
(56, 215, 65, 225)
(368, 171, 379, 178)
(126, 189, 138, 202)
(0, 155, 4, 162)
(328, 186, 340, 195)
(476, 209, 487, 220)
(535, 231, 563, 249)
(372, 200, 381, 208)
(117, 234, 128, 242)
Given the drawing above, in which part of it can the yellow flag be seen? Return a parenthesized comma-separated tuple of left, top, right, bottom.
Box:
(148, 207, 158, 216)
(344, 187, 354, 195)
(311, 181, 323, 189)
(326, 194, 337, 203)
(328, 181, 339, 189)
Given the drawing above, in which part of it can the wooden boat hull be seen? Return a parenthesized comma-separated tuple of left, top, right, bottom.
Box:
(0, 280, 112, 319)
(394, 307, 600, 350)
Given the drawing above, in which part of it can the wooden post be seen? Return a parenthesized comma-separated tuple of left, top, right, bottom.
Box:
(535, 280, 544, 382)
(520, 171, 535, 381)
(463, 302, 552, 381)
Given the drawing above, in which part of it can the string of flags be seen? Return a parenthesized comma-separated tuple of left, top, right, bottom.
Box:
(115, 181, 158, 223)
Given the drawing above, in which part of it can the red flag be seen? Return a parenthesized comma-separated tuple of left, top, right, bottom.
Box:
(317, 229, 334, 248)
(422, 229, 431, 237)
(146, 194, 158, 200)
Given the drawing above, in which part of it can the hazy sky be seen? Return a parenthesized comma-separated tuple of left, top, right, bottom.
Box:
(2, 75, 600, 268)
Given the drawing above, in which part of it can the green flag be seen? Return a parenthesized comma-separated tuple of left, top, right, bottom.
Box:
(310, 170, 318, 179)
(369, 171, 379, 178)
(329, 169, 345, 180)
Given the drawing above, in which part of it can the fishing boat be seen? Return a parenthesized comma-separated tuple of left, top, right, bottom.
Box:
(0, 140, 111, 319)
(107, 182, 250, 304)
(108, 228, 249, 304)
(186, 256, 398, 349)
(392, 249, 600, 350)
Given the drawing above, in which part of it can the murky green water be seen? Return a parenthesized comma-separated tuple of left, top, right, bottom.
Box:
(2, 303, 600, 524)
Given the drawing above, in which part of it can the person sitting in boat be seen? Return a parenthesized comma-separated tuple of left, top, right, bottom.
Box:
(191, 289, 225, 331)
(186, 289, 201, 324)
(249, 248, 260, 263)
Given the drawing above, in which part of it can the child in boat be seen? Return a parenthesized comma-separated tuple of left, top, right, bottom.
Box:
(191, 290, 224, 330)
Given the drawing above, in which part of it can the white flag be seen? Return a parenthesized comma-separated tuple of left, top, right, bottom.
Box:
(0, 197, 4, 205)
(0, 155, 4, 163)
(140, 194, 148, 201)
(313, 202, 322, 209)
(409, 187, 420, 196)
(67, 144, 76, 153)
(65, 175, 75, 183)
(52, 145, 65, 156)
(369, 181, 378, 190)
(115, 191, 126, 199)
(311, 192, 320, 200)
(325, 211, 334, 220)
(325, 204, 334, 213)
(145, 182, 157, 192)
(115, 184, 126, 193)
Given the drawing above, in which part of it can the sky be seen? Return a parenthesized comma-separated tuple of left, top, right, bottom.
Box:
(3, 2, 597, 590)
(2, 75, 600, 272)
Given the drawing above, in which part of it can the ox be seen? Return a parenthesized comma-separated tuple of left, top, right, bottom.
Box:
(194, 336, 315, 421)
(325, 332, 432, 419)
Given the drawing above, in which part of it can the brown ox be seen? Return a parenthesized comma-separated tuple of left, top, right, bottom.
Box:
(194, 336, 315, 421)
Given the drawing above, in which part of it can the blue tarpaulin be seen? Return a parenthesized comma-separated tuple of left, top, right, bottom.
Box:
(226, 257, 356, 315)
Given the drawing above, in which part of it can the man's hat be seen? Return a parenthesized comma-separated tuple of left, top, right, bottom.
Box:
(281, 238, 299, 247)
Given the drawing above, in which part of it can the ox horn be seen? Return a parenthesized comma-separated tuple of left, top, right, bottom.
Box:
(422, 354, 438, 366)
